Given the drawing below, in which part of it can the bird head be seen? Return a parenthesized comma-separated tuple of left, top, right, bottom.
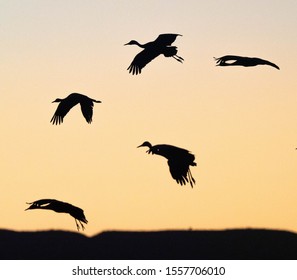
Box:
(124, 40, 138, 46)
(25, 202, 39, 211)
(137, 141, 153, 153)
(52, 98, 62, 103)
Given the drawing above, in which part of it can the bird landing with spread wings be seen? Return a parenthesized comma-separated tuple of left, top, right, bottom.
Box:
(214, 55, 280, 70)
(25, 199, 88, 231)
(125, 33, 184, 75)
(50, 93, 101, 125)
(138, 141, 196, 187)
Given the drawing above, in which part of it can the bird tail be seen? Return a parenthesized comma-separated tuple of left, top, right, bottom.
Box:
(81, 217, 88, 224)
(188, 154, 196, 166)
(164, 47, 184, 62)
(164, 46, 177, 57)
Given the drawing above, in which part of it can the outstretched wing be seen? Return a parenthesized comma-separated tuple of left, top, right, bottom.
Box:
(27, 198, 56, 206)
(25, 198, 57, 210)
(215, 55, 279, 69)
(217, 55, 241, 61)
(252, 57, 280, 70)
(80, 99, 94, 123)
(167, 158, 196, 187)
(214, 55, 242, 65)
(51, 100, 78, 125)
(127, 48, 161, 75)
(154, 34, 182, 46)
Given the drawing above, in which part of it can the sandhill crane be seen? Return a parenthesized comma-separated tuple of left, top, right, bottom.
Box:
(137, 141, 196, 187)
(25, 199, 88, 231)
(125, 33, 184, 75)
(50, 93, 101, 125)
(214, 55, 279, 70)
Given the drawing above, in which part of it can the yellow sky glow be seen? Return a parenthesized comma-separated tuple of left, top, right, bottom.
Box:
(1, 1, 297, 236)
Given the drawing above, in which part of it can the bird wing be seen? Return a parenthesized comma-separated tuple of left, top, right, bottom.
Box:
(167, 159, 195, 187)
(218, 55, 242, 61)
(80, 99, 94, 123)
(151, 144, 191, 159)
(127, 48, 161, 75)
(215, 55, 280, 69)
(252, 57, 280, 69)
(51, 99, 79, 125)
(214, 55, 242, 65)
(154, 34, 181, 46)
(25, 198, 58, 210)
(156, 145, 196, 187)
(28, 199, 56, 206)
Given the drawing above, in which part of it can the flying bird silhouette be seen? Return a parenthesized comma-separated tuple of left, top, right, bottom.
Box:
(50, 93, 101, 125)
(138, 141, 196, 187)
(214, 55, 279, 70)
(25, 199, 88, 231)
(125, 33, 184, 75)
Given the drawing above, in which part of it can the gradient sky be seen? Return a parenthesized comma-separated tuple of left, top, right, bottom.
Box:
(1, 1, 297, 236)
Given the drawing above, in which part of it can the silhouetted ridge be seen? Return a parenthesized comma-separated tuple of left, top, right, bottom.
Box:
(1, 228, 297, 259)
(0, 229, 87, 259)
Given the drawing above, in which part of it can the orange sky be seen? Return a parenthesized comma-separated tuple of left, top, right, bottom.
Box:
(1, 1, 297, 236)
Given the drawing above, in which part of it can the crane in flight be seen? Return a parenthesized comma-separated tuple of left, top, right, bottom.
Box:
(214, 55, 279, 70)
(137, 141, 196, 187)
(51, 93, 101, 125)
(125, 33, 184, 75)
(25, 199, 88, 231)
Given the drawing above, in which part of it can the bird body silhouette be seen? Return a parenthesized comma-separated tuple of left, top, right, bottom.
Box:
(214, 55, 279, 70)
(51, 93, 101, 125)
(138, 141, 196, 187)
(25, 199, 88, 231)
(125, 33, 184, 75)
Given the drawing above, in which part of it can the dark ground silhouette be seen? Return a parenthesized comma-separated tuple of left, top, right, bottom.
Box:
(1, 228, 297, 260)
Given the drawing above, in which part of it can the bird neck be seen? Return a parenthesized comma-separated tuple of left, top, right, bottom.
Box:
(134, 41, 146, 48)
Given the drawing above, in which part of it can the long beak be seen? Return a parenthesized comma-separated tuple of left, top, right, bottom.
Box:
(137, 144, 144, 148)
(124, 43, 129, 46)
